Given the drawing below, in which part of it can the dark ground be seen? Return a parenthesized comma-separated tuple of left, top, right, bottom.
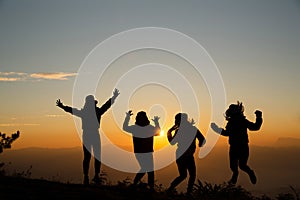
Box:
(0, 176, 182, 200)
(1, 176, 299, 200)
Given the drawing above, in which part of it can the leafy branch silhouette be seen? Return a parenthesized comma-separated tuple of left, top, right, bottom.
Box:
(0, 130, 20, 154)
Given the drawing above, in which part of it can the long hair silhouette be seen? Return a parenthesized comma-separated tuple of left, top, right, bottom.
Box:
(135, 111, 150, 127)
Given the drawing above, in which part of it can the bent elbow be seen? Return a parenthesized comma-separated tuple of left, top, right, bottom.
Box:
(249, 127, 261, 131)
(122, 124, 128, 132)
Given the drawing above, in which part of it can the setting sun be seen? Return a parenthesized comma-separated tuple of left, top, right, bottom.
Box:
(160, 130, 165, 136)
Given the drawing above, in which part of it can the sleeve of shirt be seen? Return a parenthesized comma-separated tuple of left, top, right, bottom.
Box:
(98, 98, 114, 115)
(247, 117, 263, 131)
(61, 105, 82, 117)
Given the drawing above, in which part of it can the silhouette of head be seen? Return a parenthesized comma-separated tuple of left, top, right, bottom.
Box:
(135, 111, 150, 127)
(225, 101, 244, 120)
(175, 113, 188, 126)
(84, 95, 97, 109)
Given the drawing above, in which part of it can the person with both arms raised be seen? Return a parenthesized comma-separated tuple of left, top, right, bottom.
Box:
(56, 89, 120, 185)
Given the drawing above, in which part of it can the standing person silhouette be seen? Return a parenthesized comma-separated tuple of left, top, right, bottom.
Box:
(56, 88, 120, 185)
(167, 113, 206, 194)
(211, 101, 263, 185)
(123, 110, 160, 191)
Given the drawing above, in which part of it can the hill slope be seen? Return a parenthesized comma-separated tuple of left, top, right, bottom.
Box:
(1, 145, 300, 197)
(0, 176, 288, 200)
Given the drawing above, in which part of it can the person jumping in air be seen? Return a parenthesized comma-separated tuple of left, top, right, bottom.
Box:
(123, 110, 160, 191)
(211, 101, 262, 185)
(167, 113, 206, 194)
(56, 89, 120, 185)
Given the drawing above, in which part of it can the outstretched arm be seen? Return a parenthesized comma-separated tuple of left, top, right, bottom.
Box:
(122, 110, 134, 133)
(56, 99, 81, 116)
(211, 122, 229, 136)
(152, 116, 161, 136)
(211, 123, 223, 134)
(98, 88, 120, 115)
(247, 110, 263, 131)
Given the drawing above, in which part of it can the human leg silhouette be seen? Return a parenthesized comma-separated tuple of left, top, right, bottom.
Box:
(91, 135, 101, 184)
(134, 172, 146, 185)
(147, 171, 154, 189)
(229, 147, 239, 184)
(83, 145, 91, 185)
(186, 156, 196, 194)
(168, 156, 188, 191)
(133, 154, 146, 185)
(83, 132, 99, 185)
(134, 153, 155, 188)
(238, 145, 256, 184)
(145, 153, 155, 189)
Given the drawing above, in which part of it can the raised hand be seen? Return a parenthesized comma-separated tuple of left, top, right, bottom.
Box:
(126, 110, 133, 117)
(211, 122, 222, 134)
(152, 116, 160, 124)
(113, 88, 120, 99)
(255, 110, 262, 118)
(56, 99, 63, 107)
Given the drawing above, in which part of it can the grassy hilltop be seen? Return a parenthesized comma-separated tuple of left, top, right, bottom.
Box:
(0, 175, 299, 200)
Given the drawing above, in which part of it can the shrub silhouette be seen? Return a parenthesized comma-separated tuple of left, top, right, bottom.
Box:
(0, 130, 20, 176)
(276, 186, 300, 200)
(0, 130, 20, 154)
(193, 180, 254, 200)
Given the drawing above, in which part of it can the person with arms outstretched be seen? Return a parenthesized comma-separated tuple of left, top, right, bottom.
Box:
(167, 113, 206, 194)
(123, 110, 160, 191)
(56, 88, 120, 185)
(211, 101, 262, 184)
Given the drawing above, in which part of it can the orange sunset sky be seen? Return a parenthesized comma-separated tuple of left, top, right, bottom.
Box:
(0, 1, 299, 152)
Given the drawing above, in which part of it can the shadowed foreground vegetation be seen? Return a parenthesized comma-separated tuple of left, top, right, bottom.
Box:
(0, 175, 299, 200)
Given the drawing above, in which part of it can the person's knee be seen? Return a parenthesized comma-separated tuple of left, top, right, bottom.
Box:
(230, 164, 238, 171)
(239, 163, 249, 171)
(189, 175, 196, 183)
(179, 172, 188, 179)
(83, 155, 91, 161)
(189, 168, 196, 179)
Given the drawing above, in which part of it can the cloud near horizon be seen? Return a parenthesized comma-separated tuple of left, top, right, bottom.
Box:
(0, 72, 77, 81)
(30, 72, 77, 80)
(0, 72, 27, 82)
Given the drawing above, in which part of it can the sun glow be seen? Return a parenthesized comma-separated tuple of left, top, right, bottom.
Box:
(160, 130, 164, 136)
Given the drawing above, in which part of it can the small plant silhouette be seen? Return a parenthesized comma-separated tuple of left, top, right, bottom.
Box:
(193, 180, 254, 200)
(0, 130, 20, 176)
(276, 186, 300, 200)
(0, 130, 20, 154)
(98, 171, 109, 185)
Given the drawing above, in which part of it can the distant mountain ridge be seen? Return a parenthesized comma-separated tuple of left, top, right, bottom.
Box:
(275, 137, 300, 147)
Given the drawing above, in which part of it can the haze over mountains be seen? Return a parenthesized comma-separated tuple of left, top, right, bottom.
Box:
(2, 140, 300, 197)
(275, 137, 300, 147)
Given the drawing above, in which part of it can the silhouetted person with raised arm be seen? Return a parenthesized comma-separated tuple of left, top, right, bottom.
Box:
(123, 110, 160, 191)
(211, 101, 263, 185)
(167, 113, 206, 194)
(56, 89, 120, 185)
